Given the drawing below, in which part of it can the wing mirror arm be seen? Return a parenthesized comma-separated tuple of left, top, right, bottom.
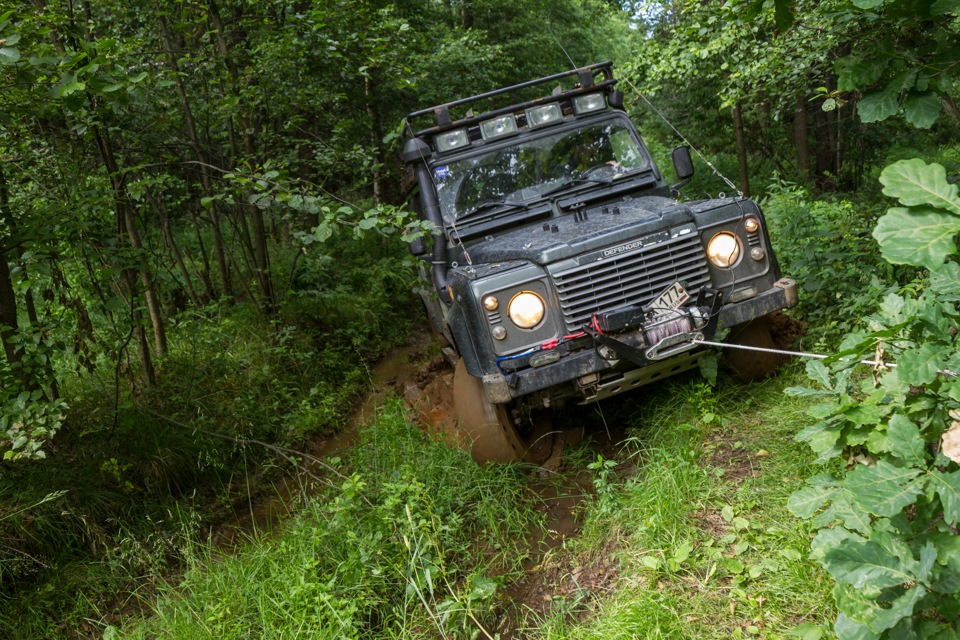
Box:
(670, 146, 694, 194)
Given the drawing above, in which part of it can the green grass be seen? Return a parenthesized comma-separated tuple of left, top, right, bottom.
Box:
(109, 366, 838, 640)
(530, 368, 837, 639)
(116, 398, 538, 639)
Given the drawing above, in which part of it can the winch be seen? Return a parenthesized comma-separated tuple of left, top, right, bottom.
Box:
(586, 286, 723, 367)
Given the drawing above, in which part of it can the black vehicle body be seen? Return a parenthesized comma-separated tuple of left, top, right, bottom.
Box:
(402, 62, 797, 460)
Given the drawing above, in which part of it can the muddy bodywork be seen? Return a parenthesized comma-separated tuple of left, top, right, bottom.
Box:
(402, 62, 797, 456)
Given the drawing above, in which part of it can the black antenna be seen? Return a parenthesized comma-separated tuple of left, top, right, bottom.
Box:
(546, 22, 578, 70)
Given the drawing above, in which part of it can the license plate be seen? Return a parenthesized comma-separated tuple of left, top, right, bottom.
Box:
(644, 282, 690, 315)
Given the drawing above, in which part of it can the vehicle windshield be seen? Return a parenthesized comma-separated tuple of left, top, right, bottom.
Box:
(431, 118, 650, 223)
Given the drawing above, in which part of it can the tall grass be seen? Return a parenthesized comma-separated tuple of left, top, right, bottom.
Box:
(118, 399, 536, 639)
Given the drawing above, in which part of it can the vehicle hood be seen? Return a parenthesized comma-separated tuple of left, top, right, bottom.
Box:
(463, 196, 696, 266)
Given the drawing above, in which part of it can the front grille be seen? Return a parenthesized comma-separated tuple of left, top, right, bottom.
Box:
(550, 234, 711, 330)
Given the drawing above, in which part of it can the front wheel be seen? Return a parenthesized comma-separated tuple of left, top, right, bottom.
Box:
(722, 315, 787, 382)
(452, 359, 554, 464)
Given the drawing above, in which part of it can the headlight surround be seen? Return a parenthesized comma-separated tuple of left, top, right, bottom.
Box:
(706, 232, 741, 268)
(507, 291, 545, 329)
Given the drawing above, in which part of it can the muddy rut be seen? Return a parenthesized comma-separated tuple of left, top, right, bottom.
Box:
(212, 329, 629, 635)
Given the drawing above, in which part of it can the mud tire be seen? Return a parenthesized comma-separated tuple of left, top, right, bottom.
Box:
(723, 315, 787, 382)
(452, 359, 554, 464)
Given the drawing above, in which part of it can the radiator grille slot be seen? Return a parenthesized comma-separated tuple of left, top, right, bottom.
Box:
(550, 235, 711, 330)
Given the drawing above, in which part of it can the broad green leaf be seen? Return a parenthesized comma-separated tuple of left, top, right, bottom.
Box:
(836, 57, 888, 92)
(834, 613, 880, 640)
(897, 343, 945, 385)
(796, 419, 844, 453)
(467, 576, 496, 601)
(886, 414, 926, 463)
(903, 92, 943, 129)
(773, 0, 794, 31)
(788, 485, 837, 518)
(788, 622, 824, 640)
(879, 159, 960, 212)
(930, 262, 960, 299)
(811, 527, 864, 561)
(814, 493, 873, 534)
(843, 404, 885, 426)
(917, 541, 937, 583)
(879, 292, 905, 318)
(852, 0, 885, 6)
(823, 539, 914, 589)
(857, 84, 899, 123)
(60, 81, 86, 97)
(809, 402, 841, 419)
(925, 532, 960, 592)
(0, 46, 18, 65)
(931, 0, 960, 14)
(835, 585, 883, 625)
(872, 207, 960, 269)
(846, 459, 923, 516)
(866, 585, 926, 632)
(929, 469, 960, 525)
(805, 359, 833, 389)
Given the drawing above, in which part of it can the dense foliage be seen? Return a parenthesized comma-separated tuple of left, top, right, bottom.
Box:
(0, 0, 958, 636)
(786, 161, 960, 638)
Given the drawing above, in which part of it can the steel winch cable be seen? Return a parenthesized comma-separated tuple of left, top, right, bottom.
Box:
(693, 337, 959, 378)
(692, 337, 893, 368)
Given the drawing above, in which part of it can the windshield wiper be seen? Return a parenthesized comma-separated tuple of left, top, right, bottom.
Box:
(540, 176, 614, 198)
(456, 199, 530, 223)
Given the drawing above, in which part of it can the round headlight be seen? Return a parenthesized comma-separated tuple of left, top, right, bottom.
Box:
(706, 232, 741, 268)
(507, 292, 545, 329)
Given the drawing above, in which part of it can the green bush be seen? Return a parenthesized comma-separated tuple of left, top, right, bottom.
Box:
(762, 180, 915, 346)
(788, 160, 960, 639)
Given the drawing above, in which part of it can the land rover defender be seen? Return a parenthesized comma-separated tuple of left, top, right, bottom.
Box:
(401, 62, 798, 464)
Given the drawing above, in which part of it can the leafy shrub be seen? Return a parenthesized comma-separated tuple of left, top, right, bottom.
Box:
(762, 181, 913, 346)
(787, 160, 960, 639)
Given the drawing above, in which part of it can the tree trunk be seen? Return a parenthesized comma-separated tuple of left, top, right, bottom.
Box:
(91, 125, 159, 385)
(123, 200, 168, 357)
(159, 15, 233, 299)
(0, 253, 20, 373)
(147, 188, 202, 307)
(732, 102, 750, 197)
(365, 75, 384, 204)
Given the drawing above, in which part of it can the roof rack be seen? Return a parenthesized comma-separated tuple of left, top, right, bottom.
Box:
(404, 61, 617, 139)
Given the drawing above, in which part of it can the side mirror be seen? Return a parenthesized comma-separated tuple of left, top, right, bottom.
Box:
(670, 146, 694, 194)
(672, 146, 694, 181)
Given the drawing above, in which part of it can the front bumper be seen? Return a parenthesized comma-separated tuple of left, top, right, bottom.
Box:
(482, 278, 798, 403)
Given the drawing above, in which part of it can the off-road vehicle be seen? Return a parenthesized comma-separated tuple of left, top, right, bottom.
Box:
(402, 62, 797, 464)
